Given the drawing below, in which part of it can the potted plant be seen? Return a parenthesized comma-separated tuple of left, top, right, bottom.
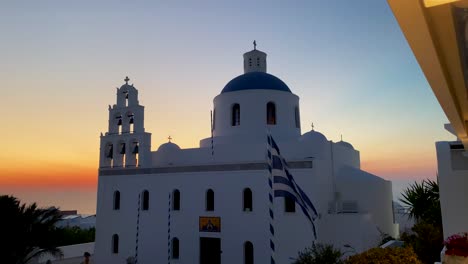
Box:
(443, 233, 468, 264)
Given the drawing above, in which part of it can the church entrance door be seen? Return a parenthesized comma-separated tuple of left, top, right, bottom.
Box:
(200, 237, 221, 264)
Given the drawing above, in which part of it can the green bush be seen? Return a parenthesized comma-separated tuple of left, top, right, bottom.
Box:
(400, 221, 443, 264)
(345, 247, 422, 264)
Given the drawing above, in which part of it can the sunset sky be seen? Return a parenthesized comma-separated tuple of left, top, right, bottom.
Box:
(0, 0, 455, 214)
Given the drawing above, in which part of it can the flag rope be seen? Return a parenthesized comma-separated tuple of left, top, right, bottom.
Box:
(134, 193, 141, 264)
(211, 110, 214, 156)
(267, 134, 276, 264)
(168, 192, 172, 264)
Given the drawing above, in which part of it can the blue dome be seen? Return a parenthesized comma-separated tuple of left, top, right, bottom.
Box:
(221, 72, 291, 94)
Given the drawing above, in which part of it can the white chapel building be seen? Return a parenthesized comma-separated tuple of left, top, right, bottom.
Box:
(94, 46, 399, 264)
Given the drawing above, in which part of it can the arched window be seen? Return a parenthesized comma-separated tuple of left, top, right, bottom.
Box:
(243, 188, 252, 212)
(295, 106, 300, 128)
(206, 189, 214, 211)
(112, 234, 119, 254)
(173, 189, 180, 211)
(213, 109, 216, 130)
(267, 102, 276, 125)
(120, 143, 126, 154)
(113, 191, 120, 210)
(285, 196, 295, 212)
(128, 112, 135, 132)
(232, 104, 240, 126)
(123, 90, 129, 107)
(115, 114, 123, 134)
(106, 144, 113, 159)
(132, 142, 139, 167)
(172, 237, 179, 259)
(120, 142, 126, 167)
(142, 190, 149, 211)
(244, 241, 254, 264)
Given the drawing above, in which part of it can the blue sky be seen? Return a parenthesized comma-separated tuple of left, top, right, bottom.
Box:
(0, 0, 453, 213)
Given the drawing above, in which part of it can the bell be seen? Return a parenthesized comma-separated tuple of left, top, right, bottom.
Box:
(133, 145, 139, 154)
(117, 119, 122, 126)
(120, 144, 126, 154)
(129, 118, 134, 124)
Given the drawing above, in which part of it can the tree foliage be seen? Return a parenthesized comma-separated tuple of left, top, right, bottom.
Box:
(399, 179, 441, 226)
(401, 221, 444, 264)
(292, 243, 344, 264)
(52, 226, 95, 246)
(0, 195, 63, 264)
(346, 247, 422, 264)
(399, 179, 444, 264)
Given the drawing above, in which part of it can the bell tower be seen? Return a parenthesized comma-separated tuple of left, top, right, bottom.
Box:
(243, 40, 267, 73)
(99, 77, 152, 168)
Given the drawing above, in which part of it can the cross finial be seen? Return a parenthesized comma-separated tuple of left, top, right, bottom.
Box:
(124, 76, 130, 84)
(340, 134, 343, 141)
(168, 136, 172, 142)
(253, 40, 257, 50)
(311, 122, 314, 131)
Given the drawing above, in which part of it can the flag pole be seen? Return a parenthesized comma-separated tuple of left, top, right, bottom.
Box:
(266, 132, 276, 264)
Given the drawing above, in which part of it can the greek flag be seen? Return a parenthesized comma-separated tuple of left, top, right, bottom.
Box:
(267, 134, 318, 238)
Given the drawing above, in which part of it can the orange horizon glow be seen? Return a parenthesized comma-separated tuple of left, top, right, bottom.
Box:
(0, 162, 97, 188)
(0, 152, 437, 189)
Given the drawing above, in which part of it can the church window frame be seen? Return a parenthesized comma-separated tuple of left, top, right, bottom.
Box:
(115, 113, 123, 134)
(213, 108, 216, 130)
(173, 189, 180, 211)
(132, 141, 139, 167)
(243, 188, 253, 212)
(172, 237, 180, 259)
(142, 190, 150, 211)
(104, 142, 114, 168)
(295, 106, 300, 128)
(267, 102, 276, 125)
(244, 241, 254, 264)
(232, 104, 240, 126)
(127, 112, 135, 133)
(284, 196, 296, 213)
(112, 234, 119, 254)
(206, 189, 214, 211)
(123, 90, 129, 107)
(113, 191, 120, 210)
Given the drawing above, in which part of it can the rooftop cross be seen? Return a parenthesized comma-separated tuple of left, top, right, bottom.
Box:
(124, 76, 130, 84)
(253, 40, 257, 50)
(311, 122, 314, 131)
(168, 136, 172, 142)
(341, 134, 343, 141)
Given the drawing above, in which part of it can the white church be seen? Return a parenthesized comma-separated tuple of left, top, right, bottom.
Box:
(94, 46, 399, 264)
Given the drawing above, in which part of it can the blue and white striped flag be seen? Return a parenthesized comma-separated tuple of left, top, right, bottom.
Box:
(267, 134, 318, 238)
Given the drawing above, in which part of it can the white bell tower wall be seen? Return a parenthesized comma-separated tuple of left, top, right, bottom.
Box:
(99, 77, 152, 169)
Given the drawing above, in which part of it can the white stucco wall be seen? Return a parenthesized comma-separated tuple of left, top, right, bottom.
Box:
(96, 51, 397, 263)
(437, 141, 468, 239)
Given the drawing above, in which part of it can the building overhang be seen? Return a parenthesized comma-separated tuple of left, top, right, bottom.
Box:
(388, 0, 468, 150)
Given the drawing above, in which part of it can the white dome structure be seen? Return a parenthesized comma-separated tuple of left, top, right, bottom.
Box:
(155, 140, 181, 165)
(298, 129, 328, 158)
(157, 141, 181, 152)
(336, 140, 354, 150)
